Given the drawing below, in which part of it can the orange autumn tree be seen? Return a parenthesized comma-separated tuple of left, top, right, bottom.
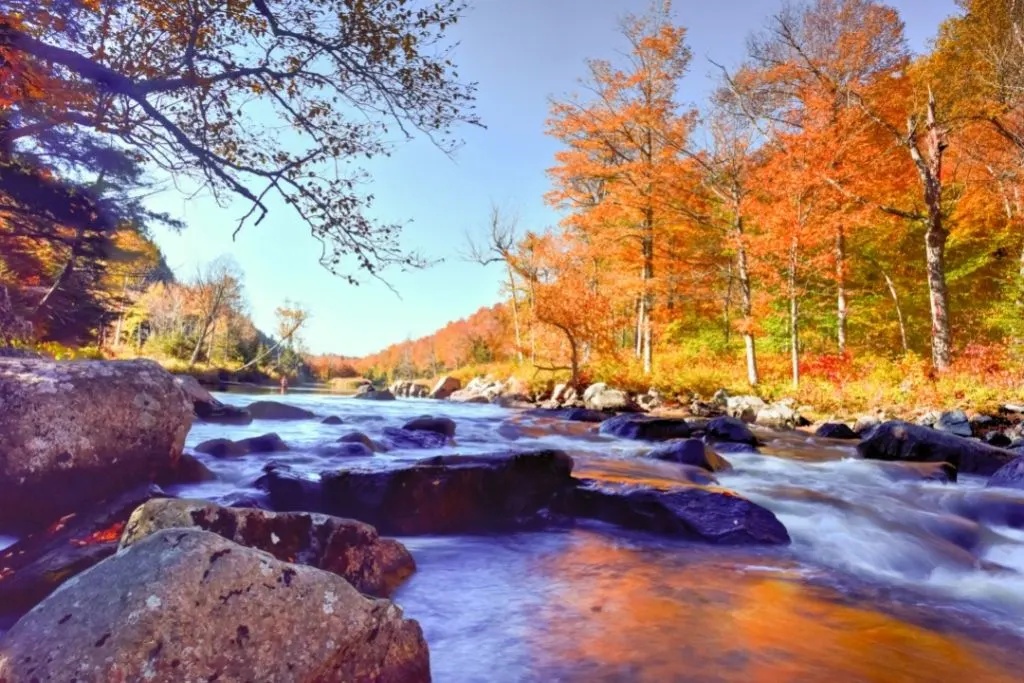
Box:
(546, 0, 695, 375)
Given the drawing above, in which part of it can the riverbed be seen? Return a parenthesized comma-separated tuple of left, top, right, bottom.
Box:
(171, 392, 1024, 681)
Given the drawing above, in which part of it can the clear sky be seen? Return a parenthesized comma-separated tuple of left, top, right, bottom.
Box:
(149, 0, 958, 356)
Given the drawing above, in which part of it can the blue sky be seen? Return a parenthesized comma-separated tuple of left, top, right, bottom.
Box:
(150, 0, 958, 356)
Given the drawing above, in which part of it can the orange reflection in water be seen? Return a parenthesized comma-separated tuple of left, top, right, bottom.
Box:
(527, 532, 1020, 682)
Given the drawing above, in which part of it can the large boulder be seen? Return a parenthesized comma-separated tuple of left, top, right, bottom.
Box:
(246, 400, 315, 420)
(565, 481, 790, 545)
(582, 383, 638, 412)
(754, 403, 803, 429)
(0, 485, 163, 620)
(857, 421, 1017, 476)
(390, 381, 430, 399)
(0, 529, 429, 683)
(987, 457, 1024, 491)
(599, 414, 691, 441)
(429, 375, 461, 400)
(265, 451, 576, 535)
(645, 439, 733, 472)
(705, 416, 759, 446)
(120, 499, 415, 597)
(175, 375, 252, 425)
(933, 410, 972, 438)
(0, 358, 192, 532)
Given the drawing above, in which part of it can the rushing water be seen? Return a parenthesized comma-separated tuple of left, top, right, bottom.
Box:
(169, 392, 1024, 681)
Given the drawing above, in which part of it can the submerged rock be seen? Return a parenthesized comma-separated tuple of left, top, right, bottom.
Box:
(645, 439, 733, 473)
(599, 414, 691, 441)
(0, 529, 429, 682)
(986, 457, 1024, 491)
(0, 485, 163, 620)
(429, 375, 461, 400)
(156, 452, 217, 486)
(705, 416, 759, 446)
(321, 415, 344, 425)
(339, 431, 387, 452)
(356, 388, 397, 401)
(195, 432, 289, 458)
(524, 407, 609, 423)
(567, 481, 790, 545)
(858, 421, 1016, 476)
(815, 423, 859, 440)
(120, 499, 415, 597)
(315, 442, 376, 458)
(403, 415, 457, 438)
(0, 358, 191, 532)
(381, 427, 450, 450)
(875, 461, 958, 484)
(175, 375, 253, 425)
(246, 400, 315, 420)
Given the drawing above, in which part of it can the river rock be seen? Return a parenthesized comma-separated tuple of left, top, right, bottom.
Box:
(381, 427, 450, 450)
(0, 358, 191, 532)
(934, 410, 973, 437)
(858, 421, 1017, 476)
(315, 442, 376, 458)
(175, 375, 253, 425)
(429, 375, 462, 400)
(195, 432, 289, 458)
(566, 480, 790, 545)
(403, 415, 457, 438)
(854, 415, 882, 436)
(355, 388, 396, 401)
(599, 414, 691, 441)
(156, 452, 217, 486)
(645, 439, 733, 472)
(0, 485, 163, 620)
(321, 415, 344, 425)
(705, 416, 759, 446)
(390, 381, 430, 398)
(267, 451, 576, 535)
(755, 403, 803, 429)
(986, 457, 1024, 491)
(246, 400, 315, 420)
(726, 395, 766, 423)
(339, 431, 387, 452)
(0, 529, 429, 682)
(583, 383, 638, 412)
(120, 499, 415, 597)
(983, 431, 1013, 448)
(636, 388, 664, 412)
(815, 423, 859, 440)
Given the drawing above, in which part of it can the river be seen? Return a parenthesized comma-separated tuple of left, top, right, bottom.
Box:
(167, 392, 1024, 681)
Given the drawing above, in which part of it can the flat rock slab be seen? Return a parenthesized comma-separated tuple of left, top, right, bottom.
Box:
(264, 451, 576, 535)
(566, 481, 790, 545)
(0, 358, 191, 532)
(858, 421, 1017, 476)
(0, 529, 429, 683)
(120, 499, 415, 597)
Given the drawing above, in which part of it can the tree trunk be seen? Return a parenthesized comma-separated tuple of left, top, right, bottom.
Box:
(505, 262, 523, 364)
(909, 89, 952, 371)
(635, 294, 644, 359)
(735, 216, 759, 386)
(722, 261, 734, 345)
(641, 209, 654, 375)
(789, 238, 800, 389)
(882, 269, 909, 355)
(113, 274, 129, 348)
(836, 226, 847, 354)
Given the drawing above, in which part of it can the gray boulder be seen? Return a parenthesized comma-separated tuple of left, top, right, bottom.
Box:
(583, 383, 638, 412)
(0, 358, 192, 531)
(726, 395, 766, 423)
(175, 375, 252, 425)
(120, 499, 416, 597)
(0, 529, 429, 682)
(755, 403, 801, 429)
(429, 375, 462, 400)
(934, 410, 972, 438)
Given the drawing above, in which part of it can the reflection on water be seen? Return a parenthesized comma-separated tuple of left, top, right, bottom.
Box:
(397, 529, 1022, 682)
(165, 392, 1024, 680)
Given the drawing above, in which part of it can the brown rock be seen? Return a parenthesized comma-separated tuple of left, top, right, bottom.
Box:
(0, 529, 429, 683)
(428, 375, 461, 400)
(120, 499, 415, 597)
(0, 358, 192, 531)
